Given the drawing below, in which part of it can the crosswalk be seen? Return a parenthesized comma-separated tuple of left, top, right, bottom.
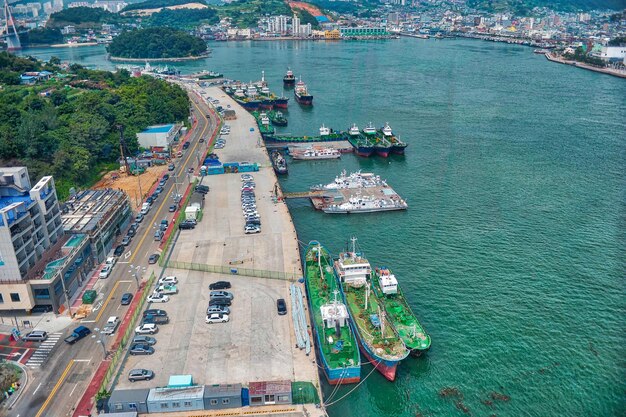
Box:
(25, 332, 62, 369)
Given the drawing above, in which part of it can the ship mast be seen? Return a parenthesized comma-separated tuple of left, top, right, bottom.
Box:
(317, 243, 323, 282)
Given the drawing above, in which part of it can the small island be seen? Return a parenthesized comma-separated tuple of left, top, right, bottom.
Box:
(106, 27, 209, 61)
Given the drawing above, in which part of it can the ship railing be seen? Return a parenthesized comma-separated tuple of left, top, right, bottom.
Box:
(165, 260, 299, 281)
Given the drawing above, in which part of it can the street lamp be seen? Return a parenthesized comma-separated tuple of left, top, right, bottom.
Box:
(129, 264, 146, 287)
(92, 328, 108, 359)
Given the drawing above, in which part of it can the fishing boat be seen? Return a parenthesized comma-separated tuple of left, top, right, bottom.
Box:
(283, 68, 296, 86)
(271, 150, 288, 175)
(291, 147, 341, 160)
(311, 170, 387, 191)
(371, 267, 431, 356)
(294, 78, 313, 106)
(334, 237, 409, 381)
(304, 242, 361, 384)
(270, 111, 288, 126)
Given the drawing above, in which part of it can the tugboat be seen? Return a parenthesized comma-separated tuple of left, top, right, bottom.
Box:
(271, 150, 288, 175)
(270, 111, 288, 126)
(283, 68, 296, 86)
(294, 78, 313, 106)
(334, 237, 409, 381)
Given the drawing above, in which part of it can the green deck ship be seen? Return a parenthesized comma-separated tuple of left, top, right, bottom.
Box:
(371, 267, 431, 356)
(304, 242, 361, 385)
(251, 111, 275, 136)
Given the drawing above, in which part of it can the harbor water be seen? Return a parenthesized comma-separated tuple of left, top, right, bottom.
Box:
(21, 39, 626, 416)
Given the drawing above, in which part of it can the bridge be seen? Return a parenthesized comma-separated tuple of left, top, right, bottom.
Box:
(2, 0, 21, 51)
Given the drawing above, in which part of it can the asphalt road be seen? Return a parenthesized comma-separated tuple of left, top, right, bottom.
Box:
(5, 92, 217, 417)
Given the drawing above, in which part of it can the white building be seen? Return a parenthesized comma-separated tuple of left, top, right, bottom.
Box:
(136, 123, 182, 149)
(269, 15, 288, 34)
(292, 14, 300, 36)
(593, 46, 626, 62)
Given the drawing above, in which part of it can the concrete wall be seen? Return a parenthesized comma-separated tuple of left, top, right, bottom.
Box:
(0, 282, 35, 310)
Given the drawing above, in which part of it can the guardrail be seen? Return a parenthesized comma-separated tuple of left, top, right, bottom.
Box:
(165, 260, 299, 281)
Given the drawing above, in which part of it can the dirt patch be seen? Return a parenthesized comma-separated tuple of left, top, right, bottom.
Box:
(92, 165, 168, 209)
(124, 2, 208, 16)
(288, 1, 329, 20)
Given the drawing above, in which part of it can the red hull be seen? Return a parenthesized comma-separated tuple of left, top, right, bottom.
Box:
(356, 335, 397, 381)
(274, 102, 289, 109)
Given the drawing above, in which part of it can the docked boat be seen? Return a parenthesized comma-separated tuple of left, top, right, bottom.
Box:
(311, 170, 387, 191)
(283, 68, 296, 86)
(374, 136, 393, 158)
(292, 147, 341, 160)
(322, 194, 408, 214)
(253, 111, 275, 136)
(362, 122, 377, 136)
(270, 111, 288, 126)
(270, 150, 288, 175)
(345, 124, 374, 157)
(294, 78, 314, 106)
(334, 237, 409, 381)
(380, 123, 408, 155)
(304, 242, 361, 384)
(371, 267, 431, 357)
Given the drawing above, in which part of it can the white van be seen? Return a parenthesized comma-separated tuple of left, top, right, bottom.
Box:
(141, 202, 151, 215)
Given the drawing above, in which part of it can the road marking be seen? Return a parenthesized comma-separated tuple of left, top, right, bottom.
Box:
(118, 280, 132, 283)
(118, 261, 129, 264)
(69, 383, 78, 397)
(95, 280, 122, 322)
(81, 320, 96, 323)
(91, 300, 103, 312)
(32, 382, 42, 396)
(34, 359, 74, 417)
(124, 251, 131, 259)
(73, 359, 91, 363)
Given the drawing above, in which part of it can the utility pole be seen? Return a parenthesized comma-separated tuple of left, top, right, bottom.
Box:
(118, 125, 131, 176)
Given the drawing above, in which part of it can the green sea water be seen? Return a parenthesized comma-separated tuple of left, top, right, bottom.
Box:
(22, 39, 626, 416)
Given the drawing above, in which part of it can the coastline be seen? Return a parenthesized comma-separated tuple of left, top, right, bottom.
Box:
(107, 53, 210, 63)
(545, 53, 626, 79)
(50, 42, 98, 47)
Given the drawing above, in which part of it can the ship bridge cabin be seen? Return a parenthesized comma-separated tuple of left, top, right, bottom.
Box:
(321, 302, 349, 329)
(376, 267, 398, 295)
(334, 253, 371, 286)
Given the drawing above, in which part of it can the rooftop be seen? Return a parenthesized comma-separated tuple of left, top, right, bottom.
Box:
(62, 189, 127, 234)
(248, 380, 291, 396)
(147, 386, 204, 401)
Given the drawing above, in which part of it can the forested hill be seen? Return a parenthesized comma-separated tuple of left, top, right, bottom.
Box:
(106, 28, 208, 59)
(0, 53, 190, 199)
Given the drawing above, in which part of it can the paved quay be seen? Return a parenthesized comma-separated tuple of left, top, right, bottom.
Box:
(116, 85, 322, 412)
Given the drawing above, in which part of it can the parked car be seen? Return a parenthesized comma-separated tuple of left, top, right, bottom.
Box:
(163, 174, 170, 181)
(195, 187, 209, 195)
(205, 313, 229, 324)
(121, 235, 132, 246)
(121, 293, 133, 305)
(132, 335, 156, 345)
(169, 204, 177, 212)
(147, 293, 169, 303)
(135, 323, 158, 334)
(179, 221, 195, 230)
(146, 196, 154, 204)
(105, 256, 116, 267)
(148, 253, 160, 264)
(142, 314, 169, 325)
(128, 368, 154, 382)
(127, 226, 136, 237)
(277, 299, 287, 315)
(114, 245, 125, 257)
(209, 281, 231, 290)
(168, 163, 175, 171)
(245, 226, 261, 234)
(99, 265, 112, 279)
(207, 305, 230, 315)
(129, 344, 155, 355)
(208, 298, 231, 307)
(156, 284, 178, 295)
(22, 330, 48, 342)
(210, 291, 234, 300)
(159, 276, 178, 285)
(159, 179, 166, 186)
(182, 142, 190, 150)
(241, 174, 254, 181)
(155, 186, 164, 194)
(102, 316, 120, 335)
(135, 213, 144, 223)
(143, 309, 167, 318)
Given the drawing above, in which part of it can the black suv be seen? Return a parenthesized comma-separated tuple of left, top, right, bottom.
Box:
(179, 221, 195, 230)
(114, 245, 125, 256)
(182, 142, 190, 150)
(277, 299, 287, 315)
(209, 298, 231, 307)
(143, 309, 167, 318)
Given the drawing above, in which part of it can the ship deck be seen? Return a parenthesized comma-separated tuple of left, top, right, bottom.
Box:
(308, 185, 403, 210)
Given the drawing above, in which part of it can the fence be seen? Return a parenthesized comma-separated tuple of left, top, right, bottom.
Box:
(98, 271, 156, 392)
(165, 260, 299, 281)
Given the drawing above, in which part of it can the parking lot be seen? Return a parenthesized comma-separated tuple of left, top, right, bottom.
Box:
(116, 87, 317, 391)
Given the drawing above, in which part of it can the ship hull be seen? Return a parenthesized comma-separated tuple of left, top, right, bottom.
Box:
(322, 205, 407, 214)
(355, 146, 375, 157)
(295, 94, 314, 106)
(391, 144, 407, 154)
(375, 146, 392, 157)
(292, 153, 341, 160)
(271, 119, 288, 127)
(284, 78, 296, 86)
(235, 99, 260, 111)
(273, 98, 289, 109)
(260, 99, 274, 110)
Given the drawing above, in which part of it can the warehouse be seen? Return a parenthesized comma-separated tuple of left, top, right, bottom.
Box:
(136, 124, 182, 149)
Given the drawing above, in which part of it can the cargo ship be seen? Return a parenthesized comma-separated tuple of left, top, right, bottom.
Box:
(231, 86, 261, 111)
(271, 150, 288, 175)
(345, 124, 374, 157)
(294, 78, 313, 106)
(264, 125, 343, 144)
(371, 267, 431, 357)
(270, 111, 288, 126)
(292, 147, 341, 160)
(322, 194, 408, 214)
(334, 237, 409, 381)
(283, 68, 296, 86)
(380, 123, 408, 155)
(374, 136, 393, 158)
(304, 242, 361, 384)
(252, 111, 275, 136)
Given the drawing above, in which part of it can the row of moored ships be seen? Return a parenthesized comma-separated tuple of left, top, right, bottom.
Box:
(305, 238, 430, 384)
